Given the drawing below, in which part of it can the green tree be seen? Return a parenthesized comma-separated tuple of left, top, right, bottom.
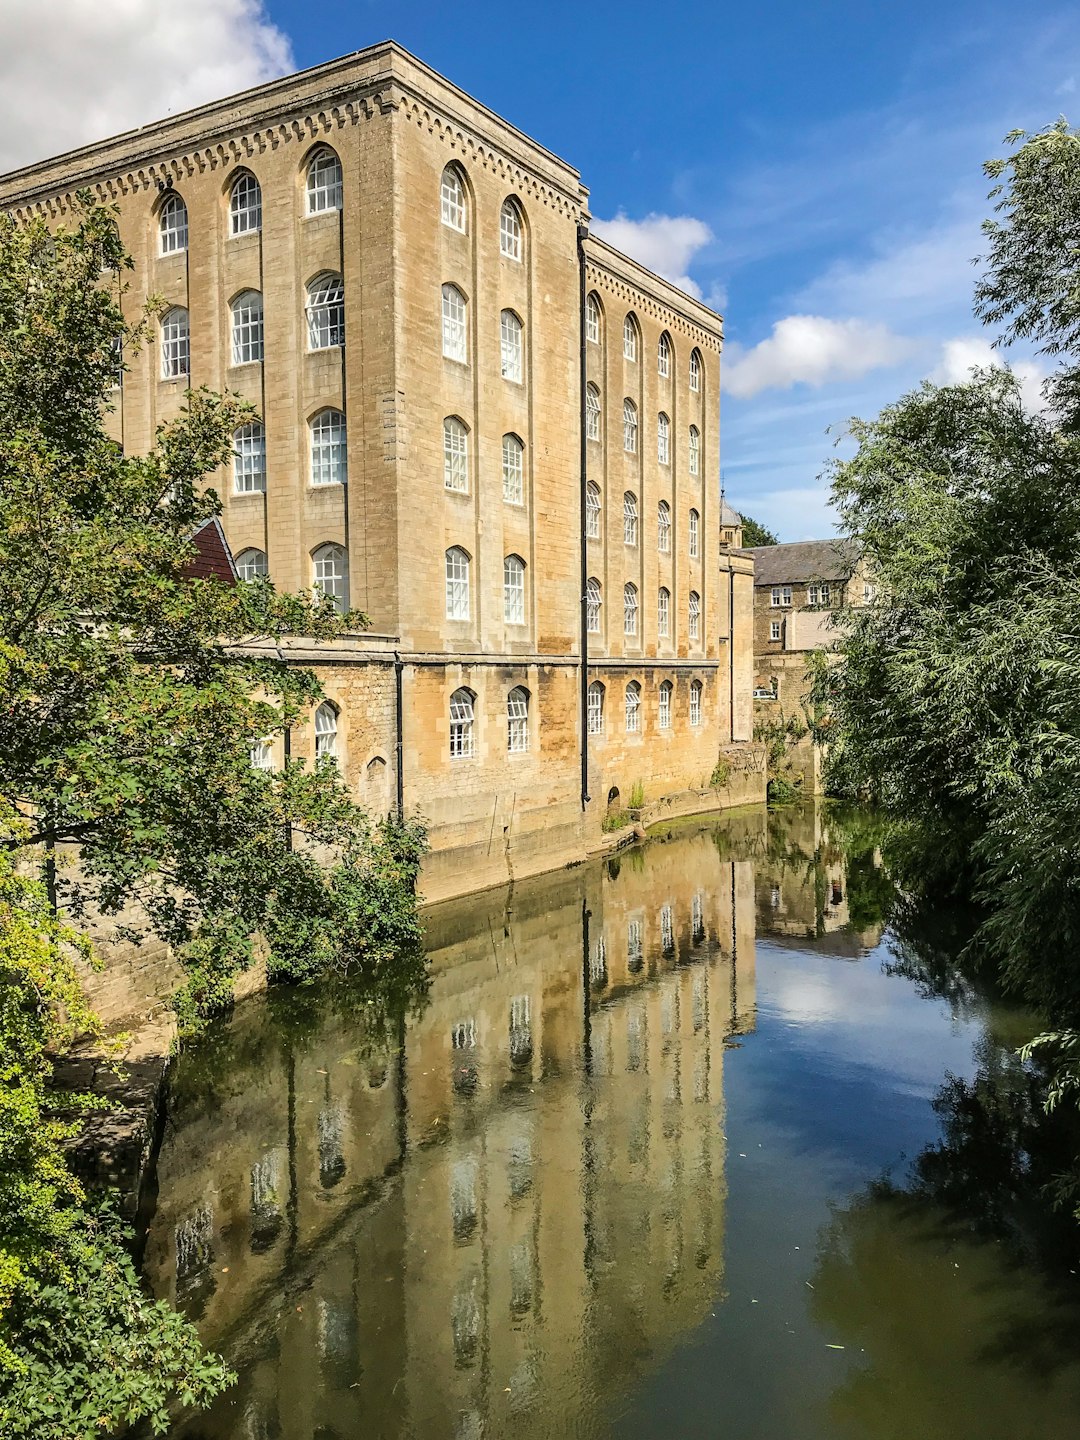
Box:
(738, 511, 778, 547)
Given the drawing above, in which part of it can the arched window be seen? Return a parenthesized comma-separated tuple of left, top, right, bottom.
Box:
(587, 680, 605, 735)
(306, 273, 344, 349)
(623, 491, 638, 546)
(159, 193, 188, 255)
(233, 422, 266, 493)
(659, 680, 673, 729)
(657, 412, 670, 465)
(443, 417, 468, 493)
(440, 165, 467, 232)
(623, 399, 638, 454)
(623, 582, 638, 637)
(586, 577, 602, 634)
(160, 307, 189, 379)
(500, 310, 523, 383)
(445, 546, 470, 621)
(625, 681, 641, 732)
(689, 507, 701, 559)
(658, 332, 671, 378)
(689, 679, 703, 726)
(586, 481, 601, 539)
(312, 544, 348, 612)
(449, 688, 475, 758)
(310, 409, 347, 487)
(586, 292, 601, 345)
(235, 547, 267, 581)
(307, 148, 342, 214)
(230, 290, 263, 366)
(314, 702, 338, 761)
(504, 554, 526, 625)
(657, 500, 671, 553)
(507, 687, 529, 752)
(658, 586, 670, 637)
(586, 382, 601, 441)
(623, 313, 638, 362)
(689, 349, 702, 392)
(502, 433, 524, 505)
(229, 172, 262, 236)
(249, 738, 273, 771)
(689, 590, 701, 640)
(500, 198, 523, 261)
(441, 284, 467, 362)
(689, 425, 700, 477)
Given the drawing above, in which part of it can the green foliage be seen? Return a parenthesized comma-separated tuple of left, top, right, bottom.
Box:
(628, 780, 645, 810)
(601, 809, 632, 834)
(753, 711, 807, 805)
(737, 512, 778, 547)
(710, 757, 732, 788)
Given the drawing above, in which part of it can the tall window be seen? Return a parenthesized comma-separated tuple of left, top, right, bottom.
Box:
(689, 679, 703, 726)
(586, 578, 602, 634)
(689, 590, 701, 640)
(658, 333, 671, 378)
(450, 688, 474, 758)
(233, 422, 266, 493)
(586, 383, 600, 441)
(443, 417, 468, 493)
(657, 500, 671, 553)
(442, 284, 467, 362)
(623, 399, 637, 453)
(587, 681, 604, 735)
(625, 681, 641, 732)
(689, 425, 700, 476)
(504, 555, 526, 625)
(306, 274, 344, 349)
(500, 310, 523, 382)
(586, 481, 601, 539)
(502, 434, 524, 504)
(310, 409, 347, 487)
(307, 148, 343, 213)
(312, 544, 348, 612)
(623, 491, 638, 546)
(440, 166, 466, 232)
(250, 738, 273, 771)
(657, 412, 670, 465)
(230, 290, 263, 365)
(160, 307, 189, 379)
(586, 292, 601, 345)
(159, 193, 188, 255)
(235, 547, 267, 581)
(623, 314, 638, 361)
(507, 687, 529, 752)
(658, 586, 670, 637)
(229, 172, 262, 235)
(659, 680, 672, 729)
(623, 582, 638, 637)
(445, 546, 470, 621)
(689, 349, 702, 392)
(500, 198, 523, 260)
(689, 507, 700, 559)
(314, 703, 338, 761)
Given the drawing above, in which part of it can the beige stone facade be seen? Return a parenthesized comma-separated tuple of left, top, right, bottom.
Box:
(0, 41, 759, 901)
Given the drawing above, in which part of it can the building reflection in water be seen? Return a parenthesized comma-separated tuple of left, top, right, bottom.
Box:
(144, 824, 761, 1438)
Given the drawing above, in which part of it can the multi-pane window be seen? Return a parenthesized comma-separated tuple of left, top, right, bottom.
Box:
(658, 586, 670, 637)
(586, 293, 600, 344)
(160, 307, 189, 379)
(507, 686, 529, 752)
(689, 425, 700, 476)
(625, 681, 641, 732)
(623, 491, 638, 546)
(441, 166, 466, 231)
(502, 433, 524, 504)
(314, 703, 338, 761)
(770, 586, 793, 607)
(449, 688, 474, 758)
(159, 193, 188, 255)
(689, 507, 700, 559)
(586, 577, 602, 634)
(689, 590, 701, 640)
(808, 583, 831, 606)
(657, 412, 670, 465)
(229, 172, 262, 235)
(504, 555, 526, 625)
(442, 284, 467, 362)
(306, 274, 344, 349)
(587, 680, 604, 734)
(235, 547, 267, 581)
(623, 582, 638, 637)
(230, 289, 263, 365)
(770, 620, 782, 641)
(623, 314, 638, 361)
(689, 679, 703, 726)
(500, 310, 523, 382)
(658, 332, 671, 378)
(307, 148, 343, 213)
(249, 738, 273, 770)
(443, 417, 468, 493)
(500, 198, 523, 260)
(659, 681, 672, 729)
(657, 500, 671, 553)
(312, 544, 348, 612)
(689, 349, 701, 392)
(233, 422, 266, 493)
(586, 383, 601, 441)
(623, 399, 637, 453)
(586, 482, 601, 539)
(310, 409, 347, 487)
(445, 546, 470, 621)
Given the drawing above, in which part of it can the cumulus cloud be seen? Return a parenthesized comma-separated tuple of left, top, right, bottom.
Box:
(724, 315, 915, 399)
(933, 336, 1046, 410)
(0, 0, 293, 173)
(590, 212, 712, 299)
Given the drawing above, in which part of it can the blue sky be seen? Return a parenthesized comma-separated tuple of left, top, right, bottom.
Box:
(5, 0, 1080, 537)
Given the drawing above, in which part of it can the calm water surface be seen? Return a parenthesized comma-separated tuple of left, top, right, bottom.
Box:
(143, 802, 1080, 1439)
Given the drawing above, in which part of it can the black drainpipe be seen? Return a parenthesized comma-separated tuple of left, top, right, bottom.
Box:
(577, 221, 590, 810)
(394, 651, 405, 821)
(729, 560, 736, 743)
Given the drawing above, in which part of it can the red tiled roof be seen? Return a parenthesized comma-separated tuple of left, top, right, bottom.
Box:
(181, 518, 237, 583)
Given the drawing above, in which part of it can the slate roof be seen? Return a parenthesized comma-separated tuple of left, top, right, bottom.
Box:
(746, 538, 857, 587)
(181, 517, 238, 583)
(721, 500, 741, 527)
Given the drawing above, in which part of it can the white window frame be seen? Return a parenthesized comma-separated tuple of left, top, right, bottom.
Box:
(314, 703, 338, 761)
(312, 544, 348, 612)
(229, 172, 262, 236)
(306, 274, 344, 350)
(625, 682, 641, 733)
(441, 284, 467, 363)
(230, 290, 263, 366)
(623, 582, 638, 637)
(808, 583, 831, 606)
(443, 417, 468, 493)
(233, 422, 266, 494)
(160, 307, 189, 379)
(770, 585, 792, 607)
(770, 620, 782, 641)
(159, 193, 188, 255)
(586, 482, 601, 540)
(503, 555, 526, 625)
(449, 688, 474, 758)
(657, 500, 671, 553)
(623, 315, 638, 361)
(500, 198, 523, 261)
(502, 433, 524, 505)
(658, 587, 670, 638)
(307, 149, 343, 214)
(657, 412, 670, 465)
(586, 383, 600, 442)
(659, 681, 672, 729)
(689, 680, 703, 726)
(689, 350, 701, 392)
(623, 491, 638, 546)
(586, 294, 600, 345)
(310, 409, 347, 487)
(586, 578, 601, 634)
(507, 687, 529, 752)
(236, 548, 267, 581)
(249, 738, 273, 771)
(445, 547, 470, 621)
(500, 310, 523, 383)
(441, 167, 466, 232)
(689, 590, 701, 641)
(689, 508, 700, 559)
(623, 399, 637, 453)
(658, 333, 671, 378)
(689, 426, 700, 477)
(587, 681, 604, 735)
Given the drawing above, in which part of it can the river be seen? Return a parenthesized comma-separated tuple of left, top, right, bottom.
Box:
(141, 801, 1080, 1439)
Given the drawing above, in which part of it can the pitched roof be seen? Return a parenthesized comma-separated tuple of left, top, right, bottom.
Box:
(181, 517, 238, 584)
(746, 538, 857, 587)
(720, 500, 741, 527)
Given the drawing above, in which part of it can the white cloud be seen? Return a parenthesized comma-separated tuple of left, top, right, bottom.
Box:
(723, 315, 916, 399)
(932, 336, 1046, 411)
(590, 212, 712, 299)
(0, 0, 293, 173)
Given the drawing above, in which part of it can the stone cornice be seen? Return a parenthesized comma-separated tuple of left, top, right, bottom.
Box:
(583, 236, 723, 349)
